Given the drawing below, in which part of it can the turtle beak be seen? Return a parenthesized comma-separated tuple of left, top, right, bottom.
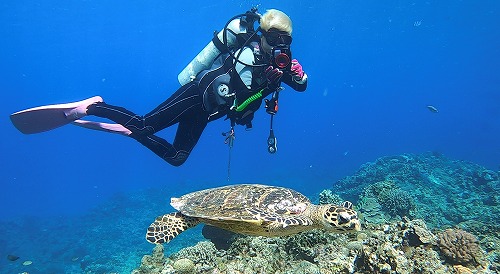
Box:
(351, 219, 361, 231)
(338, 212, 361, 231)
(338, 212, 351, 225)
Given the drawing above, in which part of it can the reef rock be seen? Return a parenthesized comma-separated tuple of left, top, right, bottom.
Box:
(133, 218, 495, 273)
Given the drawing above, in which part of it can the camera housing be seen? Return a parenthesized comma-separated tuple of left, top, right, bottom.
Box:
(272, 46, 292, 72)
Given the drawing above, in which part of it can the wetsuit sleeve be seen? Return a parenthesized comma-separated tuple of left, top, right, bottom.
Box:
(259, 72, 308, 98)
(281, 72, 308, 92)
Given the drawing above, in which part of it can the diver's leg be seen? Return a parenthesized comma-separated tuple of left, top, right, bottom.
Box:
(85, 83, 208, 166)
(133, 135, 180, 166)
(141, 82, 202, 132)
(86, 82, 202, 136)
(133, 109, 209, 166)
(171, 108, 209, 157)
(72, 119, 132, 136)
(86, 102, 149, 134)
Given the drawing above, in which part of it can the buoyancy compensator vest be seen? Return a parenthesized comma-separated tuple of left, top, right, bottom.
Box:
(195, 52, 236, 120)
(182, 8, 271, 124)
(195, 41, 266, 121)
(177, 8, 262, 86)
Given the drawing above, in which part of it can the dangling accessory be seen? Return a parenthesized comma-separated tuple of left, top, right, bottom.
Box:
(222, 127, 235, 181)
(265, 93, 279, 115)
(267, 126, 277, 154)
(223, 127, 235, 148)
(266, 87, 283, 154)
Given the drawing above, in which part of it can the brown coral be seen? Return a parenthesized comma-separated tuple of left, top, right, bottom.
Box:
(437, 228, 483, 266)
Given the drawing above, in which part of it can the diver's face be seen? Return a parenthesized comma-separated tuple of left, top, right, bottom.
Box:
(261, 30, 293, 56)
(261, 36, 273, 55)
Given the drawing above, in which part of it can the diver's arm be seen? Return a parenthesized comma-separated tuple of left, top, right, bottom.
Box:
(258, 71, 307, 98)
(281, 72, 307, 92)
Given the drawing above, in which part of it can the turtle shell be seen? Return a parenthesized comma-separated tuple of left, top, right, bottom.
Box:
(170, 184, 311, 221)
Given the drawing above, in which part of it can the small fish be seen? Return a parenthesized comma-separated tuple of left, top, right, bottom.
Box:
(7, 254, 19, 261)
(426, 105, 439, 113)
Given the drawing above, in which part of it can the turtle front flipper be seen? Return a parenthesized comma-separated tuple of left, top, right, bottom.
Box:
(246, 208, 314, 236)
(146, 212, 200, 244)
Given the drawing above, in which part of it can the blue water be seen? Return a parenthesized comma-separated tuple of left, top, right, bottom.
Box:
(1, 0, 499, 272)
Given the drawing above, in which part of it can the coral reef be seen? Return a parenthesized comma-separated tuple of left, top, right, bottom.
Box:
(355, 218, 446, 273)
(438, 228, 485, 267)
(133, 219, 495, 273)
(318, 189, 344, 205)
(171, 241, 221, 273)
(331, 152, 500, 228)
(330, 152, 500, 269)
(357, 180, 416, 223)
(378, 188, 415, 217)
(132, 152, 500, 274)
(132, 244, 166, 274)
(172, 258, 195, 273)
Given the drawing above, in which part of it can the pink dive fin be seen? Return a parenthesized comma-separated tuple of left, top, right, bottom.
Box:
(10, 96, 102, 134)
(72, 119, 132, 136)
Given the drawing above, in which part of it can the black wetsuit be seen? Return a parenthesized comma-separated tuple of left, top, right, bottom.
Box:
(86, 54, 307, 166)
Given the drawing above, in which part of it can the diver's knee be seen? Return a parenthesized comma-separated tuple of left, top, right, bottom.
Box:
(129, 129, 153, 138)
(165, 151, 189, 167)
(123, 116, 154, 134)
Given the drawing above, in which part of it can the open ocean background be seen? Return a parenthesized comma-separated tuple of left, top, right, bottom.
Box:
(1, 0, 499, 273)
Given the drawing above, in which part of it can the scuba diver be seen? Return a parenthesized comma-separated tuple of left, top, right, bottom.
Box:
(10, 8, 308, 167)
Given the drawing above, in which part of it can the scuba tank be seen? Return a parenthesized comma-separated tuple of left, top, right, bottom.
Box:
(177, 10, 261, 86)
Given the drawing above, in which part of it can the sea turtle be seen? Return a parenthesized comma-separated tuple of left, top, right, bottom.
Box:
(146, 184, 361, 244)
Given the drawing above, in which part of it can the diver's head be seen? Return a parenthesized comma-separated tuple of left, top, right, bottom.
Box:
(260, 9, 292, 35)
(260, 9, 293, 54)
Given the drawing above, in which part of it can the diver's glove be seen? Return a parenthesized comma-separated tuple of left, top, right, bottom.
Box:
(291, 59, 304, 79)
(290, 59, 307, 84)
(265, 66, 283, 90)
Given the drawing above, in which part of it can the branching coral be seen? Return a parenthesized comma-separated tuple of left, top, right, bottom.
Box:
(360, 181, 416, 218)
(379, 188, 416, 217)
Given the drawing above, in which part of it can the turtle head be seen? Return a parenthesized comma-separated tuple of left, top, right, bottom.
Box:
(318, 202, 361, 232)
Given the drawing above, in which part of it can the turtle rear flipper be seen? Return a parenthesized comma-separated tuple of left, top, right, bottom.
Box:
(146, 212, 200, 244)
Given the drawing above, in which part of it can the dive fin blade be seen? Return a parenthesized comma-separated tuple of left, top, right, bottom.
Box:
(10, 96, 102, 134)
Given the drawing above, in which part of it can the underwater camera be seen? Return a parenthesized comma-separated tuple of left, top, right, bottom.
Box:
(272, 46, 292, 71)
